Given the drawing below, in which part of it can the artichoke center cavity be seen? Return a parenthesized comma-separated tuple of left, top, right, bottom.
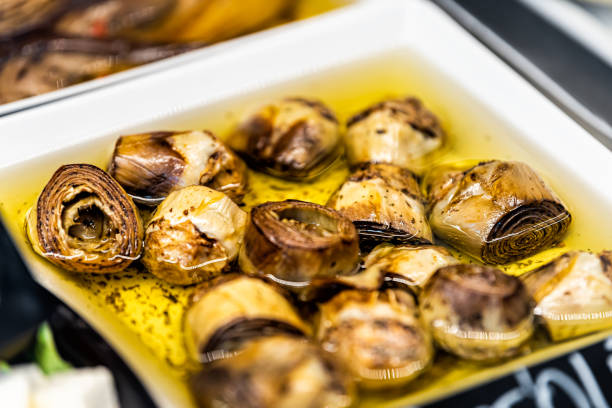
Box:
(277, 208, 336, 238)
(62, 195, 112, 242)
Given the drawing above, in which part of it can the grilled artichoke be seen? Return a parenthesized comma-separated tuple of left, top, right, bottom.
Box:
(26, 164, 143, 273)
(229, 97, 341, 180)
(109, 130, 247, 205)
(239, 200, 360, 296)
(124, 0, 291, 43)
(142, 185, 247, 285)
(0, 37, 197, 104)
(522, 250, 612, 341)
(184, 275, 310, 363)
(344, 97, 444, 173)
(0, 0, 68, 38)
(190, 335, 355, 408)
(317, 289, 434, 389)
(420, 264, 534, 361)
(426, 161, 571, 264)
(54, 0, 175, 38)
(363, 244, 459, 294)
(327, 163, 433, 249)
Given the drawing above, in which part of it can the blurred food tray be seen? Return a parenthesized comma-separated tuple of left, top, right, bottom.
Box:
(0, 0, 351, 118)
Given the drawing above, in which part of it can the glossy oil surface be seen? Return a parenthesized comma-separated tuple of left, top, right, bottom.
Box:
(0, 50, 611, 407)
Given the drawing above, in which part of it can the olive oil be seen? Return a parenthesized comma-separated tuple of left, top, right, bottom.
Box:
(0, 50, 611, 407)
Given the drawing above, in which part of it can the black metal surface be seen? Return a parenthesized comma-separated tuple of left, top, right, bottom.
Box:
(433, 0, 612, 151)
(424, 335, 612, 407)
(49, 305, 156, 408)
(0, 218, 55, 357)
(0, 217, 154, 407)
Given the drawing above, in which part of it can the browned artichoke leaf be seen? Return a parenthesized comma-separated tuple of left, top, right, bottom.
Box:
(184, 274, 310, 364)
(344, 96, 445, 174)
(25, 163, 143, 273)
(328, 163, 433, 250)
(420, 264, 534, 361)
(427, 160, 571, 264)
(141, 185, 247, 285)
(317, 289, 434, 389)
(230, 97, 341, 180)
(363, 243, 459, 294)
(109, 130, 248, 205)
(239, 200, 360, 297)
(521, 250, 612, 341)
(190, 336, 355, 408)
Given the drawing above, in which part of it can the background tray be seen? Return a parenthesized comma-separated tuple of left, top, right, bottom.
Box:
(0, 0, 350, 118)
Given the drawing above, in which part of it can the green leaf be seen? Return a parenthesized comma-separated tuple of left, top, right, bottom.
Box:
(34, 323, 71, 375)
(0, 361, 9, 373)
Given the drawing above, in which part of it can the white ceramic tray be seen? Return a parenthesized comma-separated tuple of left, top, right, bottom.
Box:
(1, 0, 611, 406)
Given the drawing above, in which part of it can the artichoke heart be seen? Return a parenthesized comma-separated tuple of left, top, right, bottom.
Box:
(0, 0, 68, 38)
(184, 275, 310, 363)
(344, 97, 444, 173)
(229, 97, 341, 180)
(239, 200, 360, 296)
(109, 130, 247, 205)
(363, 244, 459, 294)
(54, 0, 175, 38)
(190, 335, 355, 408)
(26, 164, 143, 273)
(123, 0, 292, 43)
(317, 289, 434, 389)
(0, 37, 197, 104)
(426, 160, 571, 264)
(142, 185, 247, 285)
(420, 264, 534, 361)
(522, 250, 612, 341)
(327, 163, 433, 249)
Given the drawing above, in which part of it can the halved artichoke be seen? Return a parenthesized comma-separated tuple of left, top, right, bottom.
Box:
(122, 0, 292, 43)
(420, 264, 534, 361)
(344, 97, 444, 173)
(26, 164, 143, 273)
(184, 275, 310, 363)
(142, 185, 247, 285)
(327, 163, 433, 249)
(229, 97, 341, 180)
(363, 244, 459, 294)
(426, 161, 572, 264)
(0, 0, 68, 38)
(521, 250, 612, 341)
(0, 36, 197, 103)
(239, 200, 360, 296)
(317, 289, 434, 389)
(108, 130, 248, 205)
(54, 0, 176, 38)
(190, 335, 355, 408)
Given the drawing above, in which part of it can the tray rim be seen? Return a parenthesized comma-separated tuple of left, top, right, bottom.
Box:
(0, 0, 611, 406)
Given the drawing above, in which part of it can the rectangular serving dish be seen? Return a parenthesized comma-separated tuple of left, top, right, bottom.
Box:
(0, 0, 611, 406)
